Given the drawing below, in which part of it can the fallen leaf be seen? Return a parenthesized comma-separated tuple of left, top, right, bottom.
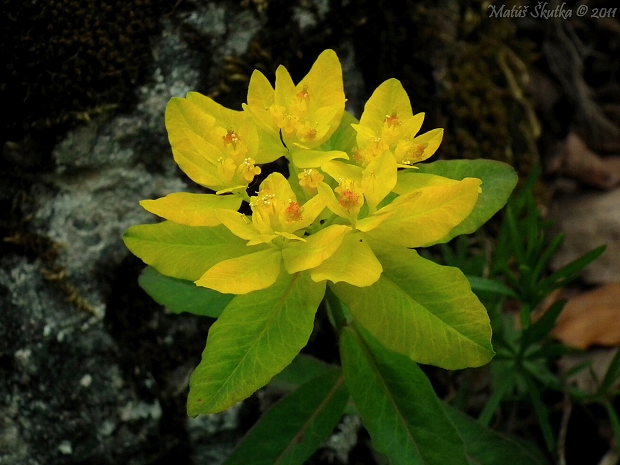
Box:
(552, 283, 620, 349)
(547, 133, 620, 189)
(550, 190, 620, 285)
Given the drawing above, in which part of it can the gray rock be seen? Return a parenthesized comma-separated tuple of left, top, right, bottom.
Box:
(0, 257, 156, 465)
(1, 1, 369, 463)
(551, 189, 620, 284)
(0, 2, 265, 464)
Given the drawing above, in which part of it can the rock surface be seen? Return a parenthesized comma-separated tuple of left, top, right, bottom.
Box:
(0, 1, 370, 464)
(550, 189, 620, 285)
(0, 2, 263, 464)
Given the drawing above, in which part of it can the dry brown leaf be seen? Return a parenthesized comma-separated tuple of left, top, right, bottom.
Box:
(547, 133, 620, 189)
(550, 190, 620, 285)
(552, 283, 620, 349)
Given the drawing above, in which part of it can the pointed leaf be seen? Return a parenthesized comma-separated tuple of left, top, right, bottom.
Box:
(444, 405, 550, 465)
(123, 222, 250, 281)
(282, 224, 351, 274)
(415, 159, 518, 244)
(224, 371, 348, 465)
(333, 245, 494, 369)
(368, 178, 482, 248)
(139, 266, 233, 318)
(318, 110, 359, 153)
(270, 354, 337, 391)
(543, 245, 606, 290)
(362, 151, 397, 213)
(188, 272, 326, 415)
(394, 172, 460, 194)
(140, 192, 241, 226)
(359, 78, 413, 135)
(291, 149, 348, 169)
(340, 323, 468, 465)
(196, 248, 282, 294)
(310, 232, 382, 287)
(523, 299, 567, 346)
(466, 276, 519, 299)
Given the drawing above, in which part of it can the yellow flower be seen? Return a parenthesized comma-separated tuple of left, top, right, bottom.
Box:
(244, 49, 345, 151)
(165, 92, 281, 194)
(314, 152, 482, 287)
(351, 79, 443, 168)
(194, 173, 353, 295)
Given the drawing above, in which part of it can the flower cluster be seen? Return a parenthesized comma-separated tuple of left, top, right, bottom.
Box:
(126, 49, 482, 295)
(123, 50, 519, 418)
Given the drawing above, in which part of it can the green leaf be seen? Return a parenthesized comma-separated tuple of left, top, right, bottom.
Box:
(123, 222, 250, 281)
(332, 244, 494, 369)
(525, 378, 555, 451)
(270, 354, 337, 391)
(188, 271, 325, 415)
(414, 159, 518, 244)
(138, 266, 233, 318)
(599, 348, 620, 395)
(522, 300, 567, 347)
(340, 323, 468, 465)
(478, 370, 514, 426)
(542, 245, 606, 291)
(319, 110, 358, 153)
(466, 276, 518, 299)
(444, 405, 550, 465)
(224, 370, 348, 465)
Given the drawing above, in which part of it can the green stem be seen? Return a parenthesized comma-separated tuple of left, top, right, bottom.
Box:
(233, 188, 252, 203)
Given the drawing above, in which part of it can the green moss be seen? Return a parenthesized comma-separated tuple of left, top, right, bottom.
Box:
(423, 1, 540, 174)
(1, 0, 169, 141)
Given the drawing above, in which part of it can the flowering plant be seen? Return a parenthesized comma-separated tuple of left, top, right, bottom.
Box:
(124, 50, 517, 464)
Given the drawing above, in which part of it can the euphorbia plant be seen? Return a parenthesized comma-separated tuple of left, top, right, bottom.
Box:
(124, 50, 518, 464)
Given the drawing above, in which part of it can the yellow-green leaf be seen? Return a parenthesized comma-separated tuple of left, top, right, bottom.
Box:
(317, 110, 359, 154)
(123, 222, 249, 281)
(188, 272, 325, 415)
(321, 160, 363, 184)
(244, 69, 278, 136)
(367, 178, 481, 248)
(217, 209, 259, 240)
(394, 172, 460, 195)
(361, 151, 397, 213)
(359, 78, 413, 135)
(196, 248, 282, 294)
(140, 193, 241, 226)
(291, 149, 348, 169)
(332, 245, 494, 369)
(310, 232, 382, 287)
(415, 159, 518, 244)
(412, 128, 443, 161)
(282, 224, 351, 273)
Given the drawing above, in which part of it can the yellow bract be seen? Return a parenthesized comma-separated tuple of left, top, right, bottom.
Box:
(244, 49, 345, 152)
(351, 79, 443, 168)
(165, 92, 282, 194)
(136, 49, 486, 295)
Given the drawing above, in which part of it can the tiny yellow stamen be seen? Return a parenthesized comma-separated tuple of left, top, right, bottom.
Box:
(237, 157, 261, 182)
(298, 169, 324, 189)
